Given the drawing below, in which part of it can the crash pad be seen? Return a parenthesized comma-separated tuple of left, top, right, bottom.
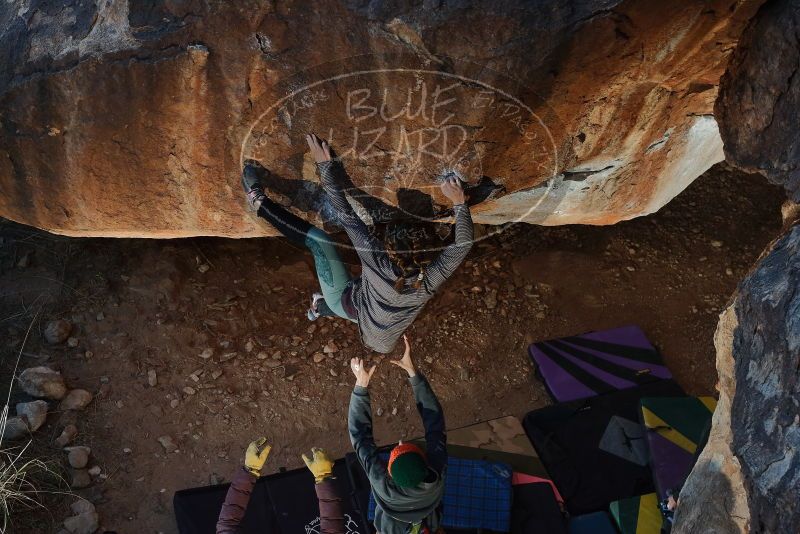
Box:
(640, 396, 716, 499)
(522, 379, 685, 515)
(568, 511, 617, 534)
(609, 493, 663, 534)
(174, 476, 275, 534)
(419, 416, 548, 476)
(528, 325, 672, 402)
(511, 479, 568, 534)
(173, 460, 368, 534)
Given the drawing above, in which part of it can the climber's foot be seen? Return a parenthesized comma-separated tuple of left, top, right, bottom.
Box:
(242, 159, 268, 211)
(307, 293, 325, 321)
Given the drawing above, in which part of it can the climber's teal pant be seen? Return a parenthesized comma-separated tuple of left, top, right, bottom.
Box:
(257, 197, 353, 320)
(304, 227, 353, 320)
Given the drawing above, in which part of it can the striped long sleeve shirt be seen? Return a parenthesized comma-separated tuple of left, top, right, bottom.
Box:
(317, 161, 473, 354)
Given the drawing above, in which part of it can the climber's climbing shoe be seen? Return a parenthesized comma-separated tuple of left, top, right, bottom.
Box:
(307, 293, 324, 321)
(242, 160, 268, 211)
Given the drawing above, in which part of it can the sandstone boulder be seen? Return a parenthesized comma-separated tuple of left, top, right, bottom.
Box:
(716, 0, 800, 202)
(0, 0, 762, 236)
(676, 225, 800, 534)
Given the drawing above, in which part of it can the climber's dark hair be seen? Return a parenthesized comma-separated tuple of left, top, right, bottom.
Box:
(384, 221, 433, 293)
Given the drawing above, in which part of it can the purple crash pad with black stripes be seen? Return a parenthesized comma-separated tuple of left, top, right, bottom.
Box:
(528, 325, 673, 402)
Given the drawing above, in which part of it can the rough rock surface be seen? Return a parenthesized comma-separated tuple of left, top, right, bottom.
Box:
(676, 225, 800, 534)
(59, 389, 93, 411)
(16, 399, 48, 432)
(17, 366, 67, 399)
(716, 0, 800, 202)
(0, 0, 762, 236)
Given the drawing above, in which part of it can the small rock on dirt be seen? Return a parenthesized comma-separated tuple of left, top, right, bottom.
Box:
(55, 424, 78, 447)
(70, 499, 95, 516)
(63, 510, 99, 534)
(312, 353, 325, 364)
(87, 465, 101, 477)
(16, 400, 48, 432)
(59, 389, 93, 411)
(66, 446, 91, 469)
(67, 337, 79, 347)
(183, 386, 196, 395)
(147, 369, 157, 387)
(483, 290, 498, 310)
(220, 352, 238, 362)
(323, 341, 338, 354)
(199, 348, 214, 359)
(70, 469, 92, 489)
(44, 319, 72, 344)
(18, 366, 67, 399)
(2, 416, 28, 441)
(158, 435, 178, 453)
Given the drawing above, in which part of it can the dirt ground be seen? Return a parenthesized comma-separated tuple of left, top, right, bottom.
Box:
(0, 163, 786, 533)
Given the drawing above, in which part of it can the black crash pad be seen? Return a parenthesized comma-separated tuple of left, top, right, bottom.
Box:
(522, 379, 685, 515)
(174, 460, 369, 534)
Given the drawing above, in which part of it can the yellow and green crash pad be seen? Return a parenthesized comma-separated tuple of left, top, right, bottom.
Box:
(609, 493, 663, 534)
(641, 396, 717, 498)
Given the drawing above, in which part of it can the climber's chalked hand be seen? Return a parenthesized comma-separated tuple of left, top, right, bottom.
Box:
(441, 175, 466, 206)
(306, 133, 332, 164)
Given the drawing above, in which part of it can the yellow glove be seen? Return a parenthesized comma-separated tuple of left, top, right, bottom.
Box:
(244, 437, 272, 477)
(302, 447, 334, 483)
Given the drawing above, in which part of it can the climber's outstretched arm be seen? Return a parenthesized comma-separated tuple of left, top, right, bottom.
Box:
(425, 177, 473, 292)
(307, 133, 392, 273)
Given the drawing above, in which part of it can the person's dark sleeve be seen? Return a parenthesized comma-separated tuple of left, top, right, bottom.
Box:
(216, 467, 257, 534)
(317, 161, 393, 273)
(424, 204, 473, 292)
(315, 478, 346, 534)
(348, 386, 390, 487)
(410, 373, 447, 474)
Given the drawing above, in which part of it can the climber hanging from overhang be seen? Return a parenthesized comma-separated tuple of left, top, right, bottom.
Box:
(241, 133, 473, 354)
